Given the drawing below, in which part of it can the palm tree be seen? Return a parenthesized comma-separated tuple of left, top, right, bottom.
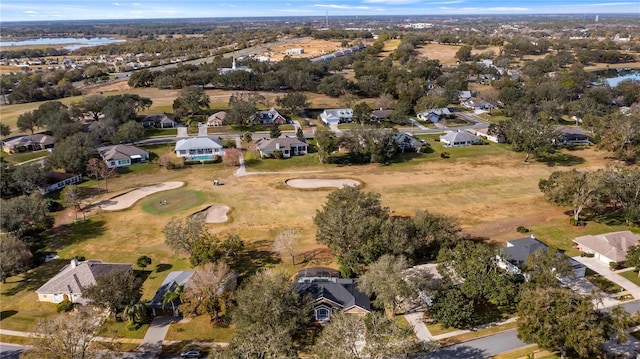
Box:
(123, 301, 148, 324)
(162, 284, 185, 317)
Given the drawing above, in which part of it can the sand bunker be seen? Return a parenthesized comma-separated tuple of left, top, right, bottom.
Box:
(285, 178, 361, 189)
(193, 205, 230, 223)
(99, 182, 184, 211)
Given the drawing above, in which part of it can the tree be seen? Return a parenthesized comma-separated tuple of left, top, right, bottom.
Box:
(86, 158, 116, 193)
(179, 262, 237, 322)
(227, 92, 264, 127)
(353, 102, 372, 126)
(70, 94, 106, 122)
(231, 269, 312, 358)
(539, 169, 602, 222)
(162, 213, 206, 255)
(358, 255, 412, 317)
(312, 312, 434, 359)
(314, 128, 336, 164)
(275, 92, 309, 116)
(314, 186, 389, 273)
(11, 162, 47, 195)
(173, 86, 210, 116)
(128, 69, 155, 88)
(136, 255, 152, 269)
(522, 247, 573, 288)
(609, 305, 631, 344)
(517, 287, 609, 358)
(273, 228, 299, 265)
(502, 116, 557, 162)
(269, 123, 281, 139)
(0, 193, 53, 238)
(16, 110, 39, 134)
(110, 121, 145, 144)
(46, 132, 97, 175)
(162, 284, 185, 317)
(83, 270, 142, 319)
(317, 74, 351, 97)
(0, 235, 32, 283)
(626, 245, 640, 276)
(122, 301, 148, 324)
(296, 127, 304, 140)
(61, 185, 83, 221)
(429, 285, 475, 329)
(0, 123, 11, 138)
(25, 312, 101, 359)
(600, 166, 640, 226)
(223, 148, 242, 167)
(455, 45, 473, 61)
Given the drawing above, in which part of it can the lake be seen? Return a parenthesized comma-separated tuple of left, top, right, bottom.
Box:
(603, 70, 640, 87)
(0, 37, 125, 50)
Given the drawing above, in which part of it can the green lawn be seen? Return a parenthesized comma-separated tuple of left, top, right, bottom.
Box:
(99, 319, 149, 340)
(165, 316, 235, 342)
(438, 321, 518, 346)
(585, 269, 625, 294)
(529, 219, 630, 256)
(0, 150, 49, 164)
(141, 189, 206, 215)
(619, 270, 640, 287)
(145, 128, 177, 137)
(243, 151, 325, 171)
(425, 321, 458, 336)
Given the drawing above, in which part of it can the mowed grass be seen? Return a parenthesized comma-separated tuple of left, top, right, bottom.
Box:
(0, 149, 49, 164)
(165, 316, 235, 342)
(141, 189, 207, 215)
(619, 270, 640, 287)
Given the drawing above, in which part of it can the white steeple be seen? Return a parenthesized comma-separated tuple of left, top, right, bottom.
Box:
(232, 57, 236, 70)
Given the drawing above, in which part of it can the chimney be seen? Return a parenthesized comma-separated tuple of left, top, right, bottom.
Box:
(530, 234, 536, 240)
(70, 258, 78, 268)
(275, 143, 281, 150)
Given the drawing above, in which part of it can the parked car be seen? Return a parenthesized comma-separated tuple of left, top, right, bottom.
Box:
(180, 349, 202, 358)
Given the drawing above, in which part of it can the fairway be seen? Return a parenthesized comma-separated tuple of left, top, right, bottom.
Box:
(141, 189, 206, 215)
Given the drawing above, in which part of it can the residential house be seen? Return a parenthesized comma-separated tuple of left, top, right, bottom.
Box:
(2, 134, 55, 154)
(207, 111, 227, 127)
(458, 91, 473, 102)
(320, 108, 353, 125)
(293, 267, 371, 322)
(251, 108, 287, 125)
(141, 114, 176, 128)
(174, 137, 225, 161)
(36, 259, 132, 304)
(469, 128, 506, 143)
(395, 132, 426, 153)
(417, 108, 451, 123)
(556, 127, 593, 146)
(439, 130, 482, 147)
(98, 144, 149, 168)
(461, 98, 494, 111)
(498, 235, 586, 280)
(255, 136, 308, 158)
(370, 109, 394, 122)
(149, 271, 193, 317)
(573, 231, 640, 265)
(39, 172, 82, 195)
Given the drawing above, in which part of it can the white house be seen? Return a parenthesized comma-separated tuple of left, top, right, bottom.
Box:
(98, 144, 149, 168)
(573, 231, 640, 265)
(255, 136, 308, 158)
(174, 137, 224, 161)
(469, 128, 505, 143)
(439, 130, 482, 147)
(320, 108, 353, 125)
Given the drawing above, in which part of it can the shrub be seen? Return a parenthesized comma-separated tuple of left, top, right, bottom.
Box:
(56, 298, 74, 313)
(166, 162, 184, 170)
(582, 252, 595, 258)
(127, 322, 142, 331)
(569, 218, 587, 226)
(136, 255, 152, 268)
(516, 226, 530, 233)
(440, 151, 450, 158)
(272, 150, 284, 159)
(223, 139, 237, 148)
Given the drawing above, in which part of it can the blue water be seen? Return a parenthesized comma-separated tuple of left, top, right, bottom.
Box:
(0, 37, 125, 50)
(604, 71, 640, 87)
(190, 155, 214, 161)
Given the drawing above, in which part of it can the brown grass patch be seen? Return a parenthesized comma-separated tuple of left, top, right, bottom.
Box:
(264, 39, 344, 62)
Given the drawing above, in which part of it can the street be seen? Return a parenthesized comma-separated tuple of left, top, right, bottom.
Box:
(428, 329, 529, 359)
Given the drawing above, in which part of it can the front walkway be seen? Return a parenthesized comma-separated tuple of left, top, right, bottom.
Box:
(572, 256, 640, 299)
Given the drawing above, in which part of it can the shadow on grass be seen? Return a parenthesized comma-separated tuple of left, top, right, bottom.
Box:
(45, 219, 107, 250)
(537, 152, 585, 167)
(229, 240, 280, 279)
(156, 263, 173, 273)
(1, 258, 68, 297)
(0, 310, 18, 321)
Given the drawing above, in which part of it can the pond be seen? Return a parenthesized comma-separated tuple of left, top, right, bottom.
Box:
(0, 37, 125, 50)
(601, 69, 640, 87)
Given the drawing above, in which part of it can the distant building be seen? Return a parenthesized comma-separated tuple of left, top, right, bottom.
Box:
(174, 137, 224, 161)
(320, 108, 353, 125)
(439, 130, 482, 147)
(285, 48, 304, 55)
(39, 172, 82, 195)
(98, 144, 149, 168)
(2, 134, 55, 154)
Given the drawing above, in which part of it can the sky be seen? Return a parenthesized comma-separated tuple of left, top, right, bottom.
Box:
(1, 0, 639, 22)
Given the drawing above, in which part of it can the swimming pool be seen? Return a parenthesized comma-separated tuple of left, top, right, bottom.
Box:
(190, 155, 214, 161)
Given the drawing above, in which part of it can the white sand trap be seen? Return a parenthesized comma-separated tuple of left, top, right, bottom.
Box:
(99, 182, 184, 211)
(196, 205, 230, 223)
(285, 178, 361, 189)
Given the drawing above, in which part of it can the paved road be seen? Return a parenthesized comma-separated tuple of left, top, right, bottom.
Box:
(0, 343, 26, 359)
(573, 256, 640, 300)
(428, 329, 529, 359)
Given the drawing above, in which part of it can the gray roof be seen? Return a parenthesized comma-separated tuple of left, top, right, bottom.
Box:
(322, 108, 353, 118)
(3, 134, 56, 149)
(41, 172, 81, 187)
(256, 136, 307, 152)
(294, 280, 371, 312)
(36, 260, 131, 303)
(98, 144, 148, 161)
(502, 237, 548, 265)
(573, 231, 640, 263)
(142, 114, 175, 124)
(207, 111, 227, 123)
(149, 271, 194, 309)
(395, 132, 425, 149)
(175, 137, 223, 151)
(440, 130, 481, 144)
(371, 109, 393, 119)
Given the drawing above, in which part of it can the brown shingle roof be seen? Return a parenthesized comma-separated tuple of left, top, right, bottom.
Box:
(573, 231, 640, 263)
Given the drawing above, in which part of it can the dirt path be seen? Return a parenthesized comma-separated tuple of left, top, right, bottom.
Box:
(98, 181, 184, 211)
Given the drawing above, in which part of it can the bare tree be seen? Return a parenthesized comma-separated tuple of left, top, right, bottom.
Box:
(86, 158, 116, 193)
(222, 148, 242, 167)
(61, 185, 83, 220)
(25, 311, 103, 359)
(179, 262, 237, 322)
(273, 228, 299, 265)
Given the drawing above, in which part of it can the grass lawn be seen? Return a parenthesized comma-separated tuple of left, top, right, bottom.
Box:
(493, 345, 558, 359)
(438, 321, 518, 346)
(145, 128, 178, 137)
(529, 219, 630, 256)
(0, 150, 49, 164)
(426, 321, 458, 336)
(141, 189, 207, 215)
(619, 270, 640, 287)
(585, 269, 625, 294)
(165, 316, 235, 342)
(243, 151, 325, 171)
(99, 319, 149, 340)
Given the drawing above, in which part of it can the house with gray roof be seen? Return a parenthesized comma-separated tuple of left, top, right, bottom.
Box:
(39, 172, 82, 195)
(294, 267, 371, 322)
(141, 114, 176, 128)
(251, 108, 287, 125)
(320, 108, 353, 125)
(370, 109, 393, 122)
(439, 130, 482, 147)
(255, 136, 308, 158)
(98, 144, 149, 168)
(36, 259, 131, 305)
(149, 271, 193, 317)
(2, 134, 56, 154)
(395, 132, 427, 153)
(417, 108, 452, 123)
(174, 137, 224, 161)
(573, 231, 640, 265)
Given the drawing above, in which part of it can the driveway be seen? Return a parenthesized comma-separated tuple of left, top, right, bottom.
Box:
(572, 256, 640, 299)
(137, 316, 173, 354)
